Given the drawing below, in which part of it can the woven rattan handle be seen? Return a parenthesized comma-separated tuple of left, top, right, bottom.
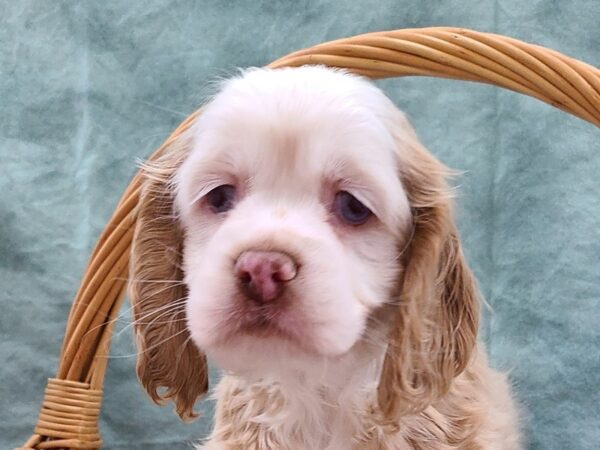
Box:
(20, 27, 600, 449)
(271, 28, 600, 127)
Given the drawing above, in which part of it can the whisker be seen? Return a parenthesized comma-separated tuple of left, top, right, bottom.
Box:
(98, 297, 188, 342)
(106, 327, 190, 359)
(175, 334, 195, 367)
(123, 305, 187, 332)
(131, 297, 188, 320)
(128, 278, 187, 285)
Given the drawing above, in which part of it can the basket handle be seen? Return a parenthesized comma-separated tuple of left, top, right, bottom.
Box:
(20, 27, 600, 449)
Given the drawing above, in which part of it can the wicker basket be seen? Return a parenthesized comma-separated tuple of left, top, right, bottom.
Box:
(19, 27, 600, 450)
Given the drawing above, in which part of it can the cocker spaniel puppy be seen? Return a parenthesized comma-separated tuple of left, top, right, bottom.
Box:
(130, 66, 520, 449)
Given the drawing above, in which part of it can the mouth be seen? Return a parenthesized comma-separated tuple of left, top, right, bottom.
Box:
(222, 298, 309, 345)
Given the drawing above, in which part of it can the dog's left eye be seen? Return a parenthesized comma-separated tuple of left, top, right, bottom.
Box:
(334, 191, 372, 225)
(206, 184, 236, 213)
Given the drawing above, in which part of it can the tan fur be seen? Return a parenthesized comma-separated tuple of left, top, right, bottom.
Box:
(377, 109, 480, 420)
(129, 67, 520, 448)
(130, 133, 208, 420)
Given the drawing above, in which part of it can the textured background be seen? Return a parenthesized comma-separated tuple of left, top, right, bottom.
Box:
(1, 1, 599, 449)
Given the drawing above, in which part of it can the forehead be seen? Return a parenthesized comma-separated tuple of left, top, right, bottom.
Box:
(189, 67, 400, 188)
(177, 68, 412, 229)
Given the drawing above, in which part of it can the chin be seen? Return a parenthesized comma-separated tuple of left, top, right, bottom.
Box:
(207, 335, 328, 377)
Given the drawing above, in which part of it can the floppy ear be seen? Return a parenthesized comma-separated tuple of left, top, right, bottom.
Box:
(377, 109, 480, 420)
(129, 132, 208, 421)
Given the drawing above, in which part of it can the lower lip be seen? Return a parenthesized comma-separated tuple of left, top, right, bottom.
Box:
(230, 304, 304, 340)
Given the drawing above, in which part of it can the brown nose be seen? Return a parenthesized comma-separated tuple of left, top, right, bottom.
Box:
(234, 250, 298, 303)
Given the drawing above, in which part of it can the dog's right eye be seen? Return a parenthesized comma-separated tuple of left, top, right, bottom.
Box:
(206, 184, 236, 213)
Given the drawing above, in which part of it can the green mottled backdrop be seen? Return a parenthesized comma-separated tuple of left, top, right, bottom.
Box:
(1, 1, 599, 449)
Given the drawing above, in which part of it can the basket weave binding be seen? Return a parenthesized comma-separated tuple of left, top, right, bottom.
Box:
(19, 27, 600, 450)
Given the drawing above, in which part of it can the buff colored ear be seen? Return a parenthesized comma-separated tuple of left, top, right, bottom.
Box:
(129, 132, 208, 421)
(377, 108, 480, 420)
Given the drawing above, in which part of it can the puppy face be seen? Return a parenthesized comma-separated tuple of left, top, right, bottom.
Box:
(131, 66, 479, 420)
(176, 67, 412, 371)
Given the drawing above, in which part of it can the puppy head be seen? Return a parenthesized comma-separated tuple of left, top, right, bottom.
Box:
(130, 66, 479, 420)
